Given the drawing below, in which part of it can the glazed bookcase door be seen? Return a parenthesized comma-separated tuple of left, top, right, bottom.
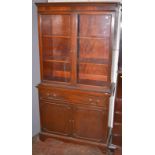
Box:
(77, 13, 113, 87)
(40, 14, 72, 83)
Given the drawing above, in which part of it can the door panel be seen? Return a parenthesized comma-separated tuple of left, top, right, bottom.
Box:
(43, 61, 71, 82)
(77, 14, 112, 86)
(79, 14, 111, 37)
(78, 63, 109, 86)
(72, 105, 108, 142)
(79, 38, 110, 60)
(42, 37, 70, 61)
(40, 101, 71, 136)
(40, 14, 72, 82)
(41, 15, 71, 36)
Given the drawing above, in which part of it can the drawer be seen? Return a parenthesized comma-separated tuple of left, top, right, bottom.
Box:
(69, 92, 109, 108)
(39, 87, 110, 108)
(39, 88, 67, 101)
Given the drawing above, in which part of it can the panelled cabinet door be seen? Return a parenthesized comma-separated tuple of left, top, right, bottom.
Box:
(72, 105, 108, 142)
(40, 14, 72, 83)
(40, 101, 71, 136)
(77, 13, 113, 87)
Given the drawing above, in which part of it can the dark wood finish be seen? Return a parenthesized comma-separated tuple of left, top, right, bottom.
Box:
(79, 14, 111, 37)
(39, 132, 107, 153)
(39, 85, 110, 108)
(42, 37, 71, 61)
(42, 61, 71, 82)
(40, 100, 71, 136)
(115, 99, 122, 111)
(72, 105, 108, 142)
(112, 134, 122, 147)
(77, 13, 113, 85)
(40, 14, 72, 82)
(37, 4, 117, 88)
(79, 38, 110, 60)
(36, 2, 120, 13)
(41, 14, 71, 36)
(113, 123, 122, 135)
(36, 2, 120, 151)
(114, 112, 122, 123)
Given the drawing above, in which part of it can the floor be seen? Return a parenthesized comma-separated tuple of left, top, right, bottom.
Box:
(32, 136, 121, 155)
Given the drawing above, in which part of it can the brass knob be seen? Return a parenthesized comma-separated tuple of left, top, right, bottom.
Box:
(53, 93, 57, 97)
(105, 93, 109, 95)
(89, 98, 92, 102)
(97, 99, 100, 103)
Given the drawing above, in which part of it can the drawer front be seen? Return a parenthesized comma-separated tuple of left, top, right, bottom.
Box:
(39, 88, 66, 101)
(39, 87, 110, 108)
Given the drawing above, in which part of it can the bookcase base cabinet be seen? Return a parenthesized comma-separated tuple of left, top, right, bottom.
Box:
(38, 84, 110, 151)
(36, 2, 120, 151)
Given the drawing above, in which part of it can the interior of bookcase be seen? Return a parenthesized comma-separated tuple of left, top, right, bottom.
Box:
(77, 14, 111, 86)
(41, 14, 71, 82)
(41, 13, 112, 86)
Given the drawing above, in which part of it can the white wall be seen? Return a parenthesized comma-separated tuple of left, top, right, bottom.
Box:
(32, 0, 48, 137)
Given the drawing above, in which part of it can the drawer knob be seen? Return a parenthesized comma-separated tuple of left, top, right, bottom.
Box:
(105, 93, 109, 95)
(53, 93, 57, 97)
(97, 99, 100, 103)
(89, 98, 93, 102)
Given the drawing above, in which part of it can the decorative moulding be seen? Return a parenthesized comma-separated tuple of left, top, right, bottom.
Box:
(48, 0, 122, 2)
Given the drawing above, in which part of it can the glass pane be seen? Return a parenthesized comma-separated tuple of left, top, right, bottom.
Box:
(41, 14, 71, 83)
(42, 37, 70, 61)
(79, 14, 111, 37)
(79, 38, 110, 61)
(78, 63, 109, 86)
(41, 15, 71, 36)
(77, 14, 112, 86)
(43, 61, 71, 82)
